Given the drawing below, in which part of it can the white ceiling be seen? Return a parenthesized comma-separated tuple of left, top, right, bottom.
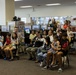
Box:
(15, 0, 76, 8)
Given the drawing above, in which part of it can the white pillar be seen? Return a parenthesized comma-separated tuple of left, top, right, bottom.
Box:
(0, 0, 15, 25)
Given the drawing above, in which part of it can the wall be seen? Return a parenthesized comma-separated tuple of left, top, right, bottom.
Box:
(15, 5, 76, 17)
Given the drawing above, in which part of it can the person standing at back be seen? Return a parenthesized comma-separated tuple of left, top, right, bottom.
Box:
(50, 19, 57, 31)
(63, 20, 69, 30)
(67, 27, 74, 43)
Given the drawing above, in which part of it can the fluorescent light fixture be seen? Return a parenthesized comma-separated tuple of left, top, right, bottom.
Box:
(14, 0, 22, 1)
(46, 3, 61, 6)
(20, 6, 32, 8)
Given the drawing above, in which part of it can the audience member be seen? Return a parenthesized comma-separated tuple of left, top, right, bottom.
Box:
(29, 30, 36, 42)
(36, 36, 50, 63)
(26, 31, 43, 60)
(48, 29, 54, 43)
(0, 31, 4, 58)
(57, 33, 69, 72)
(4, 33, 11, 59)
(44, 35, 61, 69)
(67, 27, 74, 43)
(9, 32, 18, 60)
(63, 20, 69, 30)
(42, 30, 47, 38)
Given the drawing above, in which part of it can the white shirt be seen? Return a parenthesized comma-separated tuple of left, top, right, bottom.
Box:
(11, 38, 18, 45)
(0, 36, 4, 42)
(0, 42, 3, 47)
(0, 36, 3, 47)
(49, 35, 54, 42)
(67, 31, 73, 37)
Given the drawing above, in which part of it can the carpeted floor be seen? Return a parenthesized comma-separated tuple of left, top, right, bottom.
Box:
(0, 54, 76, 75)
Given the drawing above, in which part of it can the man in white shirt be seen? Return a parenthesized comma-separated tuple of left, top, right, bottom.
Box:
(48, 30, 54, 43)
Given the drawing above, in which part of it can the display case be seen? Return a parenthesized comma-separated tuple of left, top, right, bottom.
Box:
(1, 25, 9, 32)
(8, 21, 16, 32)
(25, 25, 31, 30)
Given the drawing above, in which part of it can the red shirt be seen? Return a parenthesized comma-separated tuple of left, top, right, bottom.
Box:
(63, 24, 68, 29)
(6, 38, 11, 45)
(61, 39, 68, 48)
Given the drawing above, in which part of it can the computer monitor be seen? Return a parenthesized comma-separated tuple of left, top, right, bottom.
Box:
(25, 25, 31, 30)
(1, 26, 9, 32)
(41, 25, 47, 30)
(47, 27, 51, 30)
(24, 28, 30, 34)
(32, 25, 40, 30)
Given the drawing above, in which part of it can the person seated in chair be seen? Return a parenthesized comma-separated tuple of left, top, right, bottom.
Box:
(3, 33, 11, 60)
(44, 35, 61, 69)
(29, 30, 36, 42)
(0, 32, 4, 50)
(35, 36, 51, 63)
(9, 32, 18, 60)
(57, 33, 69, 72)
(4, 33, 18, 60)
(26, 31, 43, 60)
(0, 38, 4, 58)
(0, 31, 5, 58)
(42, 30, 47, 38)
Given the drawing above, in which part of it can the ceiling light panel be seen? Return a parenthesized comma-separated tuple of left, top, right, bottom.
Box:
(14, 0, 23, 1)
(20, 6, 32, 8)
(46, 3, 61, 6)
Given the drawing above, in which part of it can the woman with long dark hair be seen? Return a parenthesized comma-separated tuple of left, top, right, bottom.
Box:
(9, 32, 18, 60)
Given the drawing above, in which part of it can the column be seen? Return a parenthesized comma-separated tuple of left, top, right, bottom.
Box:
(0, 0, 15, 25)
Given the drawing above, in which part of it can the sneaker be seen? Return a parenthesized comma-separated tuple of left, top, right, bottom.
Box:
(35, 60, 39, 63)
(28, 57, 33, 60)
(4, 57, 7, 60)
(44, 65, 49, 69)
(44, 66, 47, 69)
(40, 62, 43, 67)
(64, 62, 67, 65)
(9, 58, 14, 61)
(52, 64, 58, 67)
(58, 68, 63, 72)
